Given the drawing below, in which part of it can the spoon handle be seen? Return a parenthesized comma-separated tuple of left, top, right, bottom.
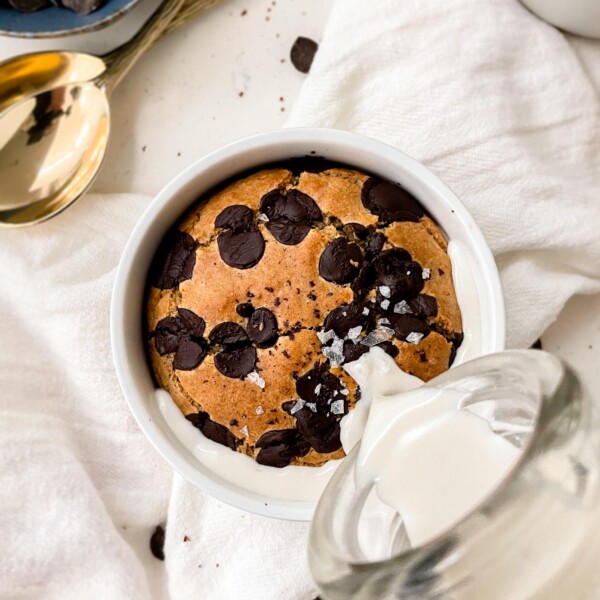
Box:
(98, 0, 187, 95)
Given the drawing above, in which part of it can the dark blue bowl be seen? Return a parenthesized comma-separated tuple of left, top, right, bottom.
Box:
(0, 0, 141, 38)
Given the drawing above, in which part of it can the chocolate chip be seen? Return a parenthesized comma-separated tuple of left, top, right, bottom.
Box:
(173, 339, 207, 370)
(247, 308, 278, 348)
(388, 314, 430, 342)
(379, 340, 400, 359)
(255, 428, 311, 467)
(295, 365, 344, 407)
(323, 302, 369, 337)
(60, 0, 104, 14)
(215, 205, 254, 232)
(214, 346, 257, 378)
(151, 231, 197, 289)
(150, 525, 165, 561)
(374, 249, 424, 300)
(255, 428, 311, 468)
(345, 222, 369, 240)
(366, 231, 386, 255)
(154, 316, 185, 355)
(217, 230, 265, 269)
(186, 412, 240, 450)
(319, 238, 363, 284)
(408, 295, 438, 319)
(236, 303, 255, 318)
(290, 36, 318, 73)
(8, 0, 48, 12)
(361, 177, 424, 222)
(449, 332, 464, 366)
(177, 308, 206, 338)
(209, 322, 249, 346)
(293, 408, 342, 453)
(343, 340, 370, 363)
(260, 189, 322, 246)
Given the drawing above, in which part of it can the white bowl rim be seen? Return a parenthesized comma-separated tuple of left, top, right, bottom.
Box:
(110, 127, 506, 521)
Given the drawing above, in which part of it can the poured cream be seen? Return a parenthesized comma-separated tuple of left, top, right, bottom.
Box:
(156, 241, 484, 503)
(350, 349, 522, 548)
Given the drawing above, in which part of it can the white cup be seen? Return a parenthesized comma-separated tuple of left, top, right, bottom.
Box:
(110, 128, 505, 520)
(521, 0, 600, 39)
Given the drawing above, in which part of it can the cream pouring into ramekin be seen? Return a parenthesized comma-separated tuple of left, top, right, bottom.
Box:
(110, 128, 505, 521)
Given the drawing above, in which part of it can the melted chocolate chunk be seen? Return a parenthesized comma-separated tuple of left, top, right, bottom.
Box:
(247, 308, 278, 348)
(343, 340, 370, 363)
(345, 222, 369, 240)
(293, 407, 342, 453)
(379, 340, 400, 359)
(260, 189, 322, 246)
(217, 229, 265, 269)
(408, 295, 438, 319)
(295, 365, 345, 411)
(149, 525, 165, 561)
(361, 177, 424, 222)
(255, 428, 311, 468)
(319, 238, 363, 284)
(151, 231, 197, 289)
(388, 314, 431, 342)
(215, 205, 254, 232)
(186, 411, 239, 450)
(209, 322, 249, 346)
(154, 316, 185, 355)
(290, 36, 319, 74)
(173, 339, 207, 370)
(374, 249, 424, 299)
(323, 302, 369, 337)
(214, 346, 257, 379)
(236, 302, 255, 318)
(177, 308, 206, 338)
(366, 231, 386, 255)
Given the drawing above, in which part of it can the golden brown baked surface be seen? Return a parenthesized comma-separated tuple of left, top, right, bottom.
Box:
(146, 162, 463, 468)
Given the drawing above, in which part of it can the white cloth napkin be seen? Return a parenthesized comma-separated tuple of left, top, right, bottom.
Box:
(1, 0, 599, 599)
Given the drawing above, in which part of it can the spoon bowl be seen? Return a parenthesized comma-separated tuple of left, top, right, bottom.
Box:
(0, 83, 109, 225)
(0, 52, 106, 114)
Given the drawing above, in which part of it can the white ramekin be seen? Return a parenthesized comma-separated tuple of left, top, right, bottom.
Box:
(110, 128, 505, 521)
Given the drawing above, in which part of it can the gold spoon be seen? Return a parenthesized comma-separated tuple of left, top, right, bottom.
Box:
(0, 0, 219, 228)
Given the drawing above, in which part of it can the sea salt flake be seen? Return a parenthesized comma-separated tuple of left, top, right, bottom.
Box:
(323, 337, 345, 367)
(331, 400, 345, 415)
(314, 383, 322, 396)
(341, 389, 349, 396)
(247, 371, 265, 389)
(240, 425, 249, 437)
(380, 299, 390, 310)
(290, 399, 306, 414)
(258, 213, 269, 222)
(347, 326, 362, 342)
(362, 307, 370, 316)
(422, 268, 431, 280)
(305, 402, 317, 412)
(394, 300, 412, 315)
(379, 317, 390, 326)
(406, 332, 424, 345)
(255, 405, 264, 415)
(379, 285, 391, 298)
(361, 326, 394, 347)
(317, 329, 336, 344)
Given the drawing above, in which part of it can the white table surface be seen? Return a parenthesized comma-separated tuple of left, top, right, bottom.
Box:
(1, 0, 598, 393)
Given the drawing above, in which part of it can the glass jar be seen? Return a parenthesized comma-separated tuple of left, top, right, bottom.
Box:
(309, 350, 600, 599)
